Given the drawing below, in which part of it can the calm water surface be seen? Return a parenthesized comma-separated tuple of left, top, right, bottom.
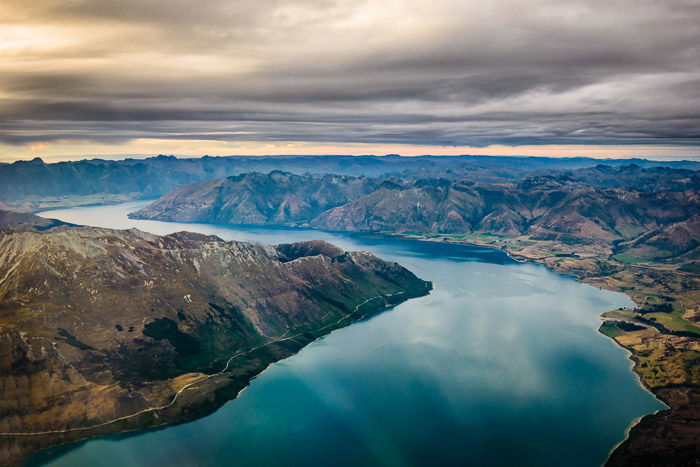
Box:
(31, 202, 664, 467)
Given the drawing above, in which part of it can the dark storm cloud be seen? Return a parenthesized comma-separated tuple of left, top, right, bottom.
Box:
(1, 0, 699, 148)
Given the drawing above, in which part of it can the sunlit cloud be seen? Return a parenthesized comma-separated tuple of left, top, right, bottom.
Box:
(2, 140, 698, 164)
(1, 0, 699, 161)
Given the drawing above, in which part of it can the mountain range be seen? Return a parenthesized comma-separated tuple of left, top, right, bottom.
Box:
(1, 155, 697, 208)
(131, 170, 700, 265)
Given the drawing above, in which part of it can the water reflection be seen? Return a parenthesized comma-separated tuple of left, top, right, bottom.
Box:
(32, 203, 663, 467)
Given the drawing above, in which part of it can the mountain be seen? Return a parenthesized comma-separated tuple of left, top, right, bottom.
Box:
(317, 184, 699, 246)
(131, 171, 378, 225)
(1, 155, 697, 210)
(530, 164, 700, 191)
(0, 217, 431, 465)
(613, 214, 700, 263)
(396, 158, 700, 185)
(132, 172, 700, 255)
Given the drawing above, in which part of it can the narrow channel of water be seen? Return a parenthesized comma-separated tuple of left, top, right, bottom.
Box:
(31, 202, 663, 467)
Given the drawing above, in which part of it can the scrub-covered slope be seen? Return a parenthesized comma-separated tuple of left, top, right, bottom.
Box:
(0, 220, 431, 465)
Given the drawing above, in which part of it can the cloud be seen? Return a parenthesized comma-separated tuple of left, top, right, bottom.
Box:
(0, 0, 699, 152)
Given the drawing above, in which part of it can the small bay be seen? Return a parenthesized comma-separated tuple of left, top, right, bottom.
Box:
(31, 202, 664, 467)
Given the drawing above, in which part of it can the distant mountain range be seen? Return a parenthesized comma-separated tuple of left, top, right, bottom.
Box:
(1, 154, 698, 205)
(131, 170, 700, 266)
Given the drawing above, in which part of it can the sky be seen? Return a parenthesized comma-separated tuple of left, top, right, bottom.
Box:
(1, 0, 699, 162)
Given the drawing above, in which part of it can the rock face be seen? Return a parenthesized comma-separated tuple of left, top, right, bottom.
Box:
(0, 219, 431, 465)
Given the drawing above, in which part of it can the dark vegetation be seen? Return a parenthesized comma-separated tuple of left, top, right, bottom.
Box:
(637, 303, 674, 314)
(143, 318, 201, 356)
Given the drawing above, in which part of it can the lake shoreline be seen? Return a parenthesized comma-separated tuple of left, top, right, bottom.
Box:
(383, 231, 698, 465)
(22, 283, 431, 467)
(24, 204, 669, 466)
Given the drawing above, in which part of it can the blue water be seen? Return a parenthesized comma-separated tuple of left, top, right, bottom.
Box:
(31, 202, 664, 467)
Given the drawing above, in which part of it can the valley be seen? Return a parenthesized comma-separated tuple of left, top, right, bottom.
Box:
(130, 166, 700, 465)
(2, 155, 698, 465)
(28, 202, 662, 467)
(4, 0, 700, 463)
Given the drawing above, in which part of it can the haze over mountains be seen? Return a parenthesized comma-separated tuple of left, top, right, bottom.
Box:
(1, 155, 698, 208)
(2, 0, 700, 464)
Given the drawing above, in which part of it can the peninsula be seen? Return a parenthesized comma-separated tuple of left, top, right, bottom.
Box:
(0, 212, 431, 465)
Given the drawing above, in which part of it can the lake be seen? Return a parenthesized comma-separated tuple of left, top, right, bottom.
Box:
(31, 201, 664, 467)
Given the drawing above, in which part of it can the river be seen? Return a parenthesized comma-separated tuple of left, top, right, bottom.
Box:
(30, 201, 663, 467)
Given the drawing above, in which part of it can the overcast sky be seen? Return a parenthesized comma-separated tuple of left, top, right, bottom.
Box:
(2, 0, 699, 160)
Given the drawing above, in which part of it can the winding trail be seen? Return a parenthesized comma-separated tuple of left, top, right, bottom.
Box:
(0, 292, 404, 437)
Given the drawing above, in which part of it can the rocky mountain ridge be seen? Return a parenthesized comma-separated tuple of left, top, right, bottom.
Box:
(132, 171, 378, 225)
(0, 213, 431, 464)
(1, 155, 697, 211)
(132, 172, 700, 264)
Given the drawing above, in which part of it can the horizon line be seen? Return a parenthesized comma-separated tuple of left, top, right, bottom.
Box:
(3, 152, 700, 165)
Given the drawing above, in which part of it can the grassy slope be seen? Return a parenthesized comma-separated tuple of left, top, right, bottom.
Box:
(0, 230, 432, 466)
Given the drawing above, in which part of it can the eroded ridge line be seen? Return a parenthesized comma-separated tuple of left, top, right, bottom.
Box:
(0, 292, 403, 437)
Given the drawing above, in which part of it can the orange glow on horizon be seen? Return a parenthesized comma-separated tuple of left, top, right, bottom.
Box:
(1, 139, 698, 163)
